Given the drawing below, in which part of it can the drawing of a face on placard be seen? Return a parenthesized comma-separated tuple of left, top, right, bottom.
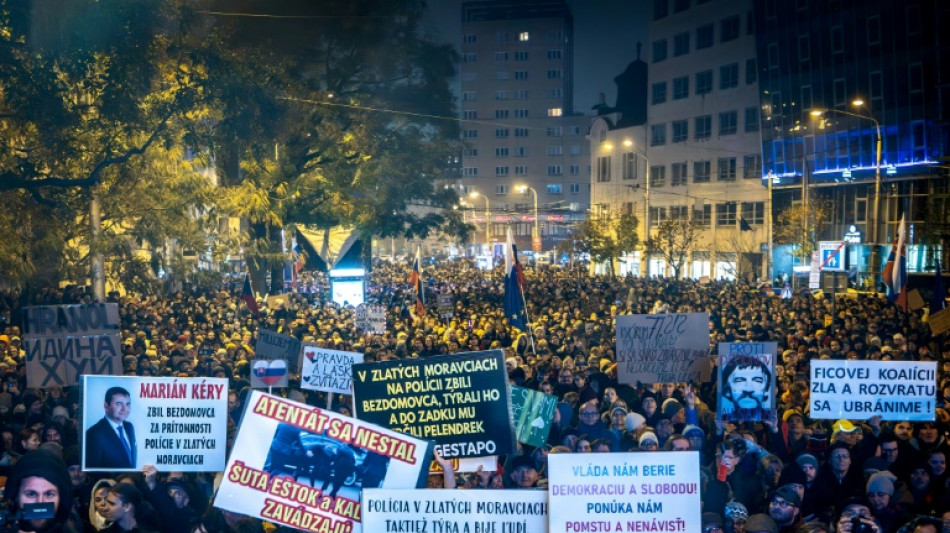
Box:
(722, 356, 772, 410)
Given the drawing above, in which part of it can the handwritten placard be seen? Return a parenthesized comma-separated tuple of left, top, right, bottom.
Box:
(24, 304, 122, 388)
(300, 346, 363, 394)
(615, 313, 710, 385)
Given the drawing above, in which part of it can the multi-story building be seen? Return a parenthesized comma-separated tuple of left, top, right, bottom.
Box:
(755, 0, 949, 284)
(590, 0, 767, 280)
(456, 0, 590, 255)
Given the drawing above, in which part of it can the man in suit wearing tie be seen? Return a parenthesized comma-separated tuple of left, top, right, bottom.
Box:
(85, 386, 136, 469)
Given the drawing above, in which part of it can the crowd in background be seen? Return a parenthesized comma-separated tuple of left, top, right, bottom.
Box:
(0, 259, 947, 533)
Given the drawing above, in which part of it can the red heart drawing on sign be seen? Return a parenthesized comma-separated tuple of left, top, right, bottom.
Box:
(253, 360, 287, 386)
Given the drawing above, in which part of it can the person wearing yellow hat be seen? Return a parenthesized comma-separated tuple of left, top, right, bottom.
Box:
(832, 419, 860, 448)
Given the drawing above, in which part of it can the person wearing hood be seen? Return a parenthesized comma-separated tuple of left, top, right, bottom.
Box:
(88, 479, 117, 531)
(2, 449, 82, 533)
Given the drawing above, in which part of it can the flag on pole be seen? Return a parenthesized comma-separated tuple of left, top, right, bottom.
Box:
(241, 274, 260, 317)
(504, 228, 527, 331)
(932, 258, 946, 312)
(780, 283, 793, 299)
(883, 214, 908, 311)
(409, 247, 425, 316)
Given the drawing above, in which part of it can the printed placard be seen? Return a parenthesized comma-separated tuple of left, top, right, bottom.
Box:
(548, 452, 701, 533)
(810, 360, 937, 421)
(301, 346, 363, 394)
(257, 329, 302, 372)
(81, 376, 228, 472)
(24, 304, 122, 388)
(615, 313, 710, 385)
(250, 359, 289, 389)
(215, 391, 432, 533)
(353, 350, 515, 459)
(717, 343, 777, 422)
(511, 386, 556, 448)
(363, 489, 547, 533)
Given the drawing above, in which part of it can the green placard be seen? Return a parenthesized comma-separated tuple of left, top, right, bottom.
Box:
(511, 386, 557, 448)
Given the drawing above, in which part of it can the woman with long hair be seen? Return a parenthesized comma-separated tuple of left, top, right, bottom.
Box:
(88, 479, 116, 531)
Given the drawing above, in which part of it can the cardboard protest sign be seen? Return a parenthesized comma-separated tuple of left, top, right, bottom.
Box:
(354, 305, 386, 334)
(931, 307, 950, 336)
(250, 359, 289, 389)
(353, 350, 515, 459)
(265, 293, 294, 310)
(615, 313, 710, 385)
(511, 386, 556, 448)
(437, 293, 454, 318)
(548, 451, 701, 533)
(24, 303, 122, 388)
(257, 329, 302, 372)
(301, 346, 363, 394)
(810, 360, 937, 421)
(81, 376, 228, 472)
(363, 489, 547, 533)
(428, 455, 497, 475)
(717, 343, 777, 422)
(215, 391, 432, 533)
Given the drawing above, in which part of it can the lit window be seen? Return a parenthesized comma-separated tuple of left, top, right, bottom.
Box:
(519, 32, 529, 41)
(547, 108, 563, 117)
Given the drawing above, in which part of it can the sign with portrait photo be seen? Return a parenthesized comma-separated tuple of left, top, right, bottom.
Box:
(81, 375, 229, 472)
(717, 342, 777, 422)
(215, 391, 432, 533)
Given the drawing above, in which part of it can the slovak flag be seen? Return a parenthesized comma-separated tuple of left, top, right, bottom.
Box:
(409, 247, 425, 316)
(883, 214, 908, 311)
(241, 273, 260, 317)
(504, 228, 527, 331)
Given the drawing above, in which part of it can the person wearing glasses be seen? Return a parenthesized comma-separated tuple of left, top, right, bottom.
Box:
(574, 400, 618, 451)
(702, 512, 726, 533)
(766, 485, 801, 533)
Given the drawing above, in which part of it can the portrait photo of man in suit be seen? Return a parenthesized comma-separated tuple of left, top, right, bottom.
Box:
(85, 386, 136, 469)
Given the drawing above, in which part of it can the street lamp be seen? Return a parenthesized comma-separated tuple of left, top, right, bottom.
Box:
(469, 191, 491, 253)
(515, 184, 539, 254)
(810, 103, 883, 282)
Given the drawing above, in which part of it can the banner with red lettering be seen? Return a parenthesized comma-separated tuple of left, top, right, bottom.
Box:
(548, 452, 701, 533)
(215, 390, 433, 533)
(81, 376, 229, 472)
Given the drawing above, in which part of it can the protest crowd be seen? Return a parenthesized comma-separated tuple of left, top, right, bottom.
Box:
(0, 258, 948, 533)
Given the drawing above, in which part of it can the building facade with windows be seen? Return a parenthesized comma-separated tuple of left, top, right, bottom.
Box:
(755, 0, 949, 284)
(590, 0, 768, 280)
(455, 0, 591, 254)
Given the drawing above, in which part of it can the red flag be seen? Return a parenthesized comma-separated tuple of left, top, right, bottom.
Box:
(242, 274, 260, 317)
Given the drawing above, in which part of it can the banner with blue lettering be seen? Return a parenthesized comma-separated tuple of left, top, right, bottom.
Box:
(215, 390, 433, 533)
(717, 342, 778, 422)
(362, 489, 548, 532)
(81, 376, 228, 472)
(548, 451, 701, 533)
(615, 313, 710, 385)
(810, 360, 937, 421)
(24, 304, 122, 388)
(353, 350, 515, 459)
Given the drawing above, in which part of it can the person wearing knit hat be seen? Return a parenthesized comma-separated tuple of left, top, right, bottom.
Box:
(795, 453, 819, 484)
(638, 431, 659, 450)
(744, 513, 778, 533)
(661, 398, 685, 424)
(683, 425, 705, 450)
(724, 501, 749, 533)
(865, 470, 906, 531)
(702, 512, 724, 531)
(2, 449, 78, 532)
(624, 412, 646, 433)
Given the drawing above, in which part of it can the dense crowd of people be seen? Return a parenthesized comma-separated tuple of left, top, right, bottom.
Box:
(0, 258, 947, 533)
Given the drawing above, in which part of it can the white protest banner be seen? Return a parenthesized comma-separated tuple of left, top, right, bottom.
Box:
(81, 376, 228, 472)
(363, 489, 547, 533)
(355, 305, 386, 334)
(215, 391, 432, 533)
(810, 360, 937, 421)
(265, 293, 294, 310)
(301, 346, 363, 394)
(24, 304, 122, 388)
(548, 451, 701, 533)
(615, 313, 710, 385)
(717, 343, 777, 423)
